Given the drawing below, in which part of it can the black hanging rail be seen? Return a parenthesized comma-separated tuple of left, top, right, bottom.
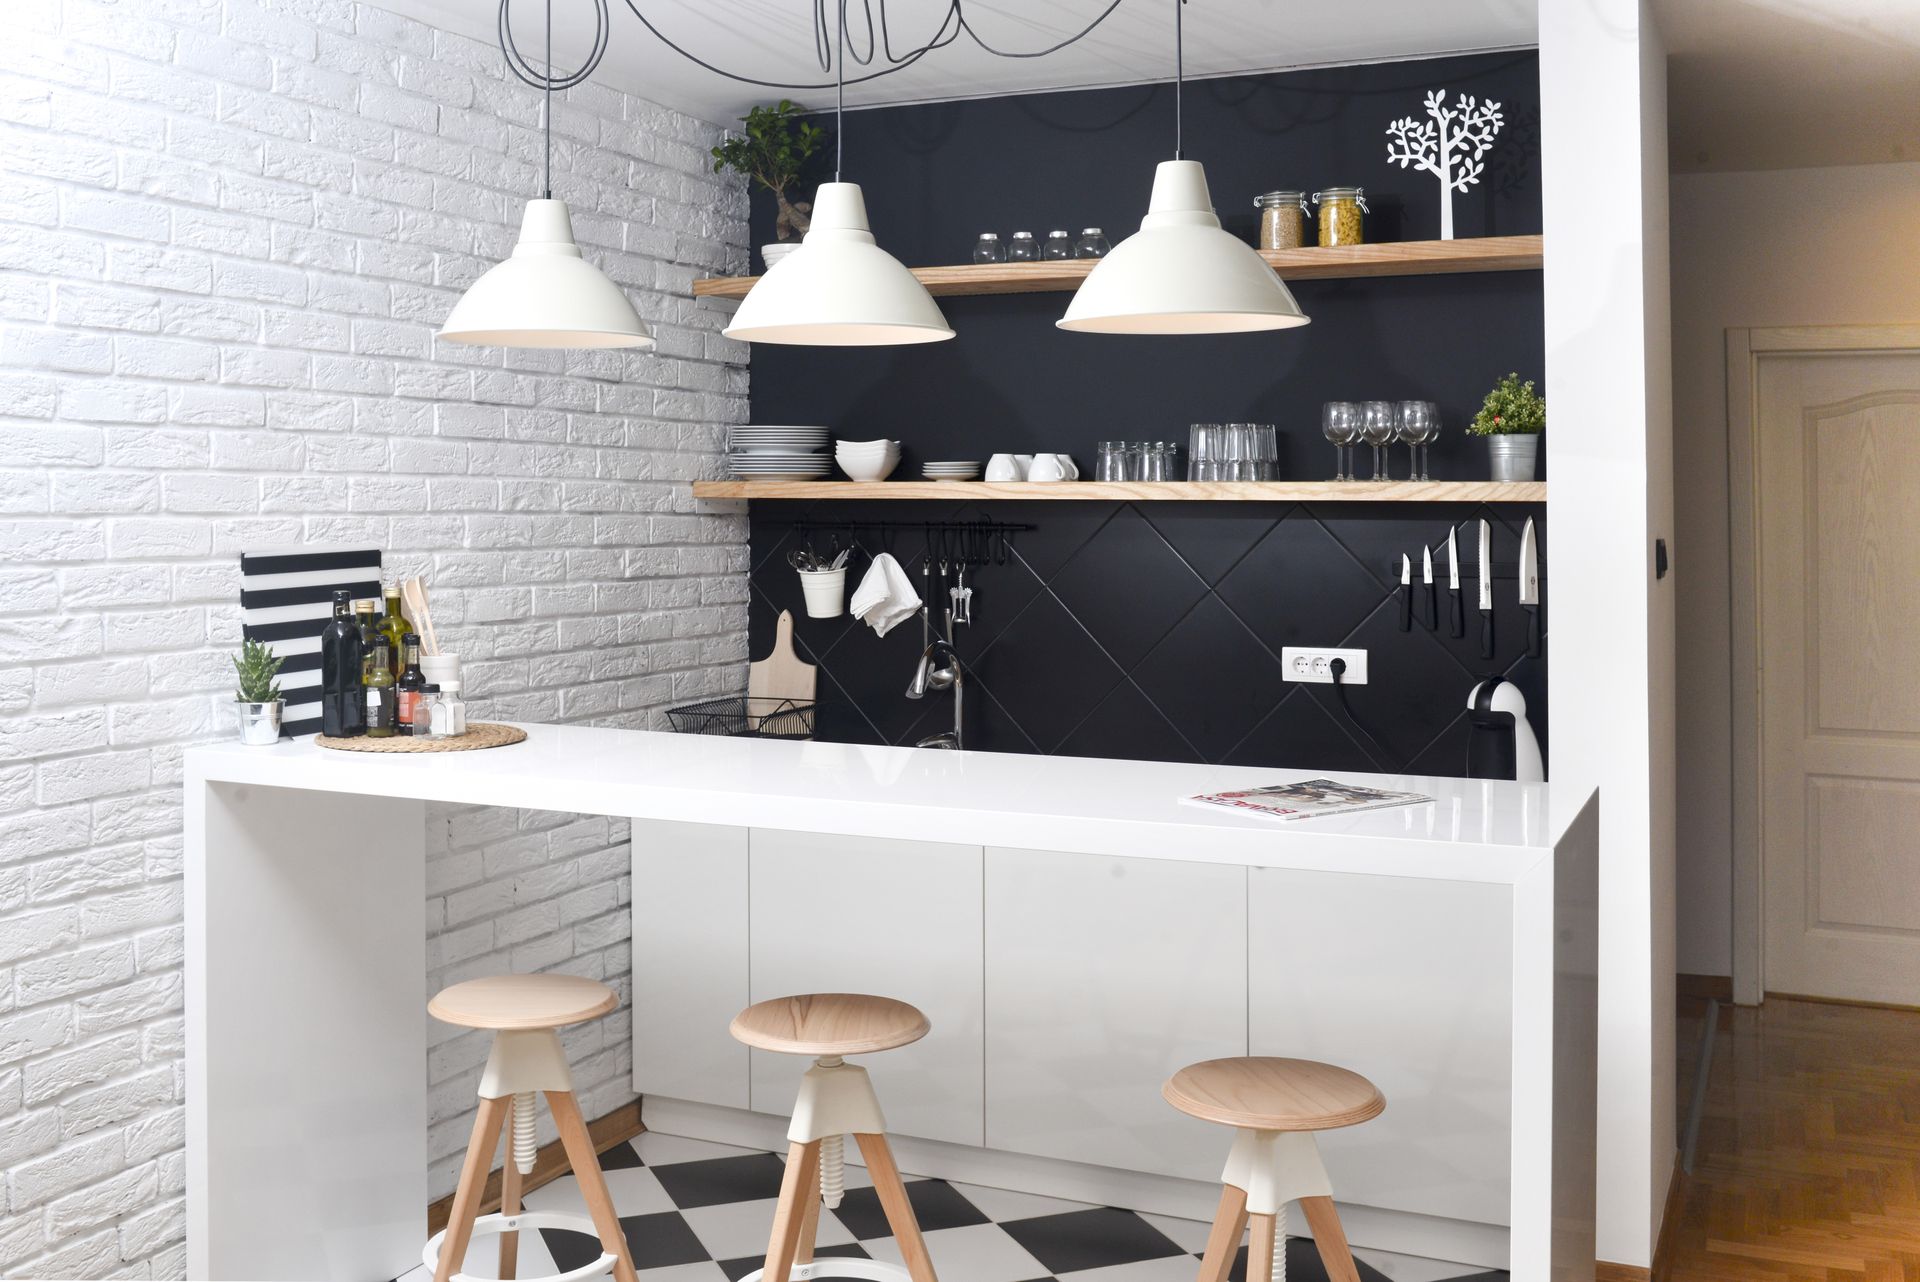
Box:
(777, 519, 1036, 568)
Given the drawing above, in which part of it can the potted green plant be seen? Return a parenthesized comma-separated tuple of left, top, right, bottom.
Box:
(232, 637, 286, 745)
(711, 100, 827, 272)
(1469, 372, 1546, 481)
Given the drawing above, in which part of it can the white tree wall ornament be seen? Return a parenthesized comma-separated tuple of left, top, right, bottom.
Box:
(1384, 89, 1505, 240)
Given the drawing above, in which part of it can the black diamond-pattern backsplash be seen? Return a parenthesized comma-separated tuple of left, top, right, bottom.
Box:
(748, 500, 1546, 777)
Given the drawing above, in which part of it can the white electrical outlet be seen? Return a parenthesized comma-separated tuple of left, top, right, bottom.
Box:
(1280, 647, 1369, 684)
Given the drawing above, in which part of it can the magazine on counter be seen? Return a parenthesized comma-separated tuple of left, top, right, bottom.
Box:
(1181, 777, 1432, 822)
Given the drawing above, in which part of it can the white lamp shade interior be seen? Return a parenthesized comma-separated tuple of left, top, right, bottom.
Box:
(723, 182, 954, 346)
(1058, 160, 1310, 335)
(439, 199, 653, 349)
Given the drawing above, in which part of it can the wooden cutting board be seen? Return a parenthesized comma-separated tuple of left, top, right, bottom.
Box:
(747, 610, 816, 704)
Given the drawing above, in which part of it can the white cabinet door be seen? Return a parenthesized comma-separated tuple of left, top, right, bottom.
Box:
(1248, 867, 1511, 1226)
(985, 847, 1246, 1181)
(748, 830, 984, 1147)
(631, 820, 750, 1109)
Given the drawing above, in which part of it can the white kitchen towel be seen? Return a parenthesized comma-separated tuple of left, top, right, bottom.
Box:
(850, 552, 922, 637)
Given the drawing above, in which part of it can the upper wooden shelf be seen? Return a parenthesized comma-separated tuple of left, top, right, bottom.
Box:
(691, 234, 1543, 300)
(692, 480, 1545, 503)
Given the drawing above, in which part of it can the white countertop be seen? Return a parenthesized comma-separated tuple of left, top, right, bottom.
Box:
(185, 725, 1582, 883)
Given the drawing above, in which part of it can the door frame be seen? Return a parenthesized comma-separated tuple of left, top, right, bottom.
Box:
(1726, 323, 1920, 1005)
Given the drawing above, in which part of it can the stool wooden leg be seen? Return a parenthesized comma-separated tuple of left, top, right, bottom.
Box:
(1298, 1197, 1361, 1282)
(764, 1140, 821, 1282)
(1247, 1213, 1277, 1282)
(547, 1090, 639, 1282)
(794, 1171, 823, 1267)
(437, 1096, 510, 1282)
(854, 1133, 939, 1282)
(1195, 1184, 1249, 1282)
(499, 1131, 524, 1281)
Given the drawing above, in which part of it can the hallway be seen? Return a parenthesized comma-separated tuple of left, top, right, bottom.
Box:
(1669, 997, 1920, 1278)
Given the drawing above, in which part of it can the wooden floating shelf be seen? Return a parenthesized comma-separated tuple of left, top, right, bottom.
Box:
(692, 480, 1546, 503)
(691, 234, 1542, 300)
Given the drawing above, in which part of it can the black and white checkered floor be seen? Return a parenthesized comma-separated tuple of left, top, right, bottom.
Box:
(401, 1133, 1506, 1282)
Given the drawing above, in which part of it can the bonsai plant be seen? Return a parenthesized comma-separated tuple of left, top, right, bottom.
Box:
(232, 637, 286, 745)
(711, 99, 827, 270)
(1469, 371, 1546, 481)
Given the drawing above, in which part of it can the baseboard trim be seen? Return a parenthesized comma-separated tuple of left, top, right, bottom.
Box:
(1676, 973, 1732, 1002)
(1768, 989, 1920, 1014)
(426, 1098, 647, 1235)
(1595, 1264, 1649, 1282)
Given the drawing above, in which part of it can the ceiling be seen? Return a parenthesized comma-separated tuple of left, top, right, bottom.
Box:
(1654, 0, 1920, 171)
(377, 0, 1538, 124)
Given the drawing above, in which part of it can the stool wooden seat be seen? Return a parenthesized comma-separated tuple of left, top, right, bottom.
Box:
(1163, 1057, 1385, 1132)
(1165, 1057, 1384, 1282)
(730, 992, 931, 1056)
(732, 994, 938, 1282)
(426, 975, 636, 1282)
(429, 973, 618, 1031)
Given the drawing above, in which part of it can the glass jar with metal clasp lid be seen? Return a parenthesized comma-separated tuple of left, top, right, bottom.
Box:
(1253, 190, 1311, 250)
(1311, 187, 1369, 247)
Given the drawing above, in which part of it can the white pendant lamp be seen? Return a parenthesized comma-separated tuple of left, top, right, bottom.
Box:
(1058, 3, 1308, 335)
(722, 3, 953, 346)
(440, 2, 651, 350)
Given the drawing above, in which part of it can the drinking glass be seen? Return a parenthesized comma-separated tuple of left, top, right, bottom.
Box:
(1359, 401, 1397, 480)
(1252, 424, 1277, 480)
(1188, 423, 1220, 481)
(1096, 441, 1120, 481)
(1321, 402, 1359, 481)
(1397, 400, 1440, 481)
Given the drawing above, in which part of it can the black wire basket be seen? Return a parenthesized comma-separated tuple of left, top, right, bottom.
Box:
(666, 696, 816, 739)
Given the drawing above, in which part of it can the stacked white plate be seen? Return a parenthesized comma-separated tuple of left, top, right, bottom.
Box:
(922, 460, 984, 480)
(835, 439, 901, 482)
(729, 425, 830, 454)
(729, 425, 832, 480)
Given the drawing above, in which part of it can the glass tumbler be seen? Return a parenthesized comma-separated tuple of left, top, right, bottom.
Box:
(1359, 401, 1397, 480)
(1321, 402, 1359, 480)
(1096, 441, 1120, 481)
(1188, 424, 1219, 481)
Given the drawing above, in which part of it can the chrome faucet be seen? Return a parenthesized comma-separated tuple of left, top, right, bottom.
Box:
(905, 629, 964, 750)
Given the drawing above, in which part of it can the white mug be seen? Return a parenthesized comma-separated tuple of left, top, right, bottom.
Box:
(1053, 453, 1080, 479)
(1029, 453, 1075, 483)
(985, 453, 1028, 482)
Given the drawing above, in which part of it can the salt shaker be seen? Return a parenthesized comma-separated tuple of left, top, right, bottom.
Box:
(440, 680, 468, 736)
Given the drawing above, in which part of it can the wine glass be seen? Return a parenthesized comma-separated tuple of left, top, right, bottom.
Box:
(1321, 402, 1358, 481)
(1396, 400, 1439, 481)
(1359, 401, 1397, 481)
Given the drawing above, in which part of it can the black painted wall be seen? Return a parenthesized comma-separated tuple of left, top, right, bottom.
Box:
(744, 52, 1547, 775)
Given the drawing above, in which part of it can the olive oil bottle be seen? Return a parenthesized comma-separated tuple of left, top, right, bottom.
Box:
(363, 635, 397, 738)
(378, 585, 410, 682)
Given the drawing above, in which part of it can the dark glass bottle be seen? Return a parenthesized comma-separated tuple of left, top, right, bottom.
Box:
(363, 636, 396, 738)
(395, 633, 425, 736)
(318, 590, 366, 738)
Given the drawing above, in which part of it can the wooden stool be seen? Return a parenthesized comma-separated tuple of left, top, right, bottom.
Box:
(1163, 1057, 1385, 1282)
(424, 974, 639, 1282)
(730, 993, 939, 1282)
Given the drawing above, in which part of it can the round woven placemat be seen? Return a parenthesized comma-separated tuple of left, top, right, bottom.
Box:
(315, 723, 526, 753)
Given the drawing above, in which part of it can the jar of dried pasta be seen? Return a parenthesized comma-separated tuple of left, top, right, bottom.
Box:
(1253, 190, 1310, 250)
(1312, 187, 1369, 246)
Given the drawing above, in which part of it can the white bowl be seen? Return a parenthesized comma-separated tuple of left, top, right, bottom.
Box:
(839, 457, 899, 481)
(836, 438, 900, 450)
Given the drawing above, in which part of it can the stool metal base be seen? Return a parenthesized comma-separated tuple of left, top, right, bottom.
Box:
(423, 1210, 616, 1282)
(735, 1259, 913, 1282)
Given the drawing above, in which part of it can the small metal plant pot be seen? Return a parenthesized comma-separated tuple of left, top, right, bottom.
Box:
(1486, 434, 1539, 482)
(235, 699, 284, 746)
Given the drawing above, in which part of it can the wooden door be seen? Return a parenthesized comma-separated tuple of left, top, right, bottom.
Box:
(1755, 347, 1920, 1002)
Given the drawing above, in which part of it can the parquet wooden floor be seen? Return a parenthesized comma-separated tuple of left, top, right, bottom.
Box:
(1666, 996, 1920, 1280)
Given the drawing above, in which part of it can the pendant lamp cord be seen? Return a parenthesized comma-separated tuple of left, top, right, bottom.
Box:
(543, 0, 552, 198)
(835, 0, 846, 180)
(1173, 0, 1184, 160)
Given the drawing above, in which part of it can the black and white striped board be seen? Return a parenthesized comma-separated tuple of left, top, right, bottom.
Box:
(239, 545, 382, 738)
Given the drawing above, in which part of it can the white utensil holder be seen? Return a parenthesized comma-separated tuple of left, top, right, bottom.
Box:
(799, 567, 847, 618)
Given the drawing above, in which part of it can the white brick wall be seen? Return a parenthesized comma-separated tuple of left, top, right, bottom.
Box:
(0, 0, 753, 1274)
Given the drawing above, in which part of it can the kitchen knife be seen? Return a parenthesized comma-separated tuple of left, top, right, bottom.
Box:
(1447, 527, 1465, 638)
(1477, 519, 1494, 659)
(1519, 516, 1541, 658)
(1422, 545, 1437, 630)
(1398, 554, 1412, 631)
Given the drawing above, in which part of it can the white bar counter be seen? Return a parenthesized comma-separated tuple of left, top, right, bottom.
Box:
(184, 726, 1597, 1281)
